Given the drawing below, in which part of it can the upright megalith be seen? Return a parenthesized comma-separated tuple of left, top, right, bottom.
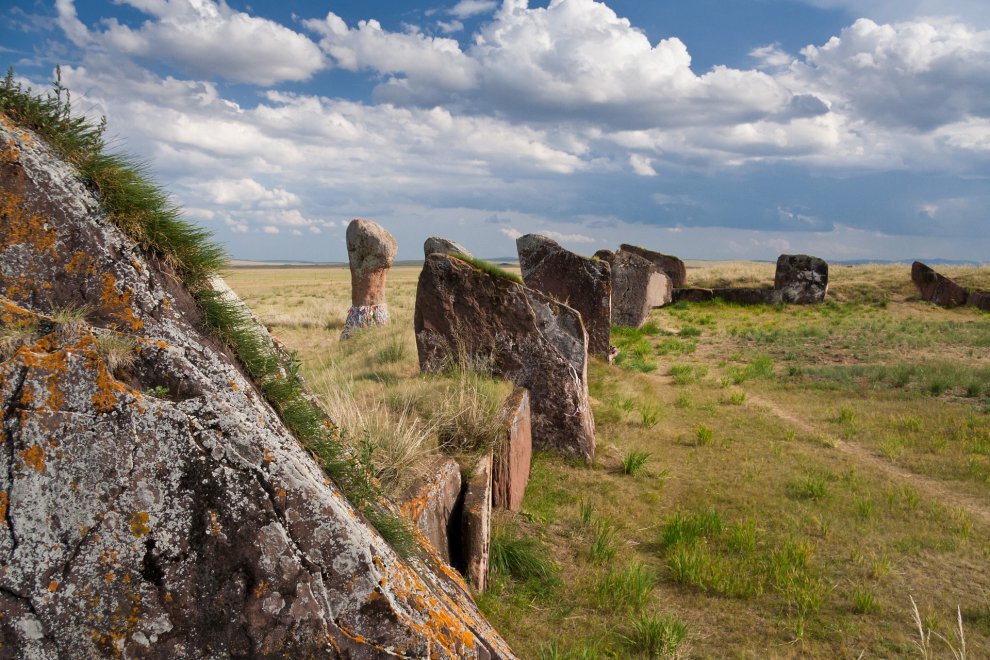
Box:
(619, 244, 687, 288)
(0, 116, 514, 658)
(775, 254, 829, 304)
(425, 236, 472, 259)
(492, 388, 533, 512)
(595, 249, 672, 327)
(517, 234, 612, 358)
(415, 254, 596, 462)
(343, 218, 397, 338)
(911, 261, 969, 308)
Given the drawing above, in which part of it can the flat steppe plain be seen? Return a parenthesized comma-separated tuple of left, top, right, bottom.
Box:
(226, 261, 990, 658)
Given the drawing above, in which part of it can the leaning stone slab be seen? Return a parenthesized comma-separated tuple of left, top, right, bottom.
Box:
(461, 453, 493, 592)
(415, 254, 596, 462)
(597, 250, 672, 327)
(400, 458, 463, 563)
(425, 236, 472, 259)
(673, 287, 715, 303)
(493, 388, 532, 512)
(713, 288, 783, 304)
(912, 261, 969, 308)
(619, 243, 687, 288)
(343, 218, 397, 338)
(968, 290, 990, 311)
(774, 254, 829, 304)
(517, 234, 612, 358)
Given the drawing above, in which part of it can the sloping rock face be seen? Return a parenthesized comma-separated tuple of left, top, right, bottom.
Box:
(0, 119, 513, 657)
(414, 254, 595, 462)
(912, 261, 969, 308)
(343, 218, 397, 338)
(774, 254, 828, 304)
(596, 250, 672, 327)
(517, 234, 612, 358)
(619, 244, 687, 288)
(425, 237, 472, 259)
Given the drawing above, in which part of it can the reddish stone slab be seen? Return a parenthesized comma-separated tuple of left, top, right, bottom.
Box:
(493, 388, 532, 512)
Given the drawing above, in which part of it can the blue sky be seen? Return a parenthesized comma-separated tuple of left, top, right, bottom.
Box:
(3, 1, 989, 262)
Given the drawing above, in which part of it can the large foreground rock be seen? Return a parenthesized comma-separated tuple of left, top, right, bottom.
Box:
(619, 244, 687, 288)
(0, 118, 512, 657)
(343, 218, 397, 338)
(775, 254, 828, 304)
(517, 234, 612, 358)
(595, 250, 672, 327)
(415, 254, 595, 462)
(912, 261, 969, 308)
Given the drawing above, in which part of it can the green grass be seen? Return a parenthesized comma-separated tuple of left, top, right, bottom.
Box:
(596, 561, 656, 612)
(622, 612, 687, 658)
(622, 450, 651, 475)
(451, 253, 523, 285)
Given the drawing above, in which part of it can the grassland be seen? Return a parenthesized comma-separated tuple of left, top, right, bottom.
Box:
(225, 261, 990, 658)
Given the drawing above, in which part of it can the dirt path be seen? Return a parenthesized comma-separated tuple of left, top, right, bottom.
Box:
(745, 392, 990, 528)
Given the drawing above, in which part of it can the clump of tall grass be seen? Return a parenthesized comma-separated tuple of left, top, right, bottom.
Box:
(451, 253, 523, 285)
(622, 612, 687, 658)
(596, 561, 656, 612)
(95, 331, 137, 375)
(622, 450, 651, 476)
(910, 596, 968, 660)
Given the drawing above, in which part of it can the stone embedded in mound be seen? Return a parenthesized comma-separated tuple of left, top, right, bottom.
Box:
(968, 290, 990, 311)
(343, 218, 398, 339)
(425, 236, 472, 259)
(414, 253, 595, 462)
(596, 250, 672, 327)
(712, 288, 783, 305)
(461, 454, 493, 592)
(674, 287, 715, 303)
(516, 234, 612, 358)
(0, 119, 513, 658)
(492, 388, 532, 512)
(400, 458, 463, 564)
(912, 261, 969, 308)
(774, 254, 829, 304)
(619, 243, 687, 288)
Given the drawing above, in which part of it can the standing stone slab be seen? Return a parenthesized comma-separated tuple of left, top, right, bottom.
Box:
(597, 250, 672, 327)
(619, 244, 687, 288)
(774, 254, 829, 304)
(415, 254, 595, 462)
(461, 453, 493, 592)
(912, 261, 970, 308)
(425, 236, 472, 259)
(517, 234, 612, 358)
(493, 388, 532, 512)
(342, 218, 397, 338)
(400, 458, 463, 563)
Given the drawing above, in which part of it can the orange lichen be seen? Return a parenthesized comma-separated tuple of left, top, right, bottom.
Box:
(129, 512, 150, 537)
(48, 581, 58, 593)
(0, 189, 57, 255)
(92, 362, 128, 413)
(99, 273, 144, 331)
(19, 444, 45, 472)
(253, 581, 268, 599)
(65, 251, 95, 276)
(0, 491, 8, 524)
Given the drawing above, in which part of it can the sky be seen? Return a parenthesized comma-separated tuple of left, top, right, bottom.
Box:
(2, 1, 989, 263)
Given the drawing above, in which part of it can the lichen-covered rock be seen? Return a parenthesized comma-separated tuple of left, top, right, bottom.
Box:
(425, 237, 472, 259)
(517, 234, 612, 358)
(912, 261, 969, 308)
(596, 250, 672, 327)
(618, 244, 687, 288)
(400, 458, 463, 564)
(461, 454, 492, 593)
(774, 254, 828, 304)
(0, 117, 513, 658)
(492, 388, 532, 512)
(414, 254, 595, 462)
(343, 218, 397, 338)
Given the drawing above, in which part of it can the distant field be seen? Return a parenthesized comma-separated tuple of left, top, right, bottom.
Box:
(226, 262, 990, 659)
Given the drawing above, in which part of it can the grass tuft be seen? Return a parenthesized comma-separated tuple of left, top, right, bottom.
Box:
(622, 612, 687, 658)
(452, 253, 523, 285)
(621, 450, 651, 476)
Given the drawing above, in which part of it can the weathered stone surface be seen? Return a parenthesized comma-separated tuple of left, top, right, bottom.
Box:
(517, 234, 612, 358)
(774, 254, 829, 304)
(597, 250, 672, 327)
(912, 261, 969, 308)
(425, 237, 472, 259)
(492, 388, 532, 512)
(415, 254, 595, 462)
(343, 218, 397, 338)
(401, 458, 463, 564)
(0, 118, 513, 658)
(968, 290, 990, 311)
(673, 287, 715, 303)
(713, 288, 783, 305)
(461, 454, 493, 592)
(619, 244, 687, 288)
